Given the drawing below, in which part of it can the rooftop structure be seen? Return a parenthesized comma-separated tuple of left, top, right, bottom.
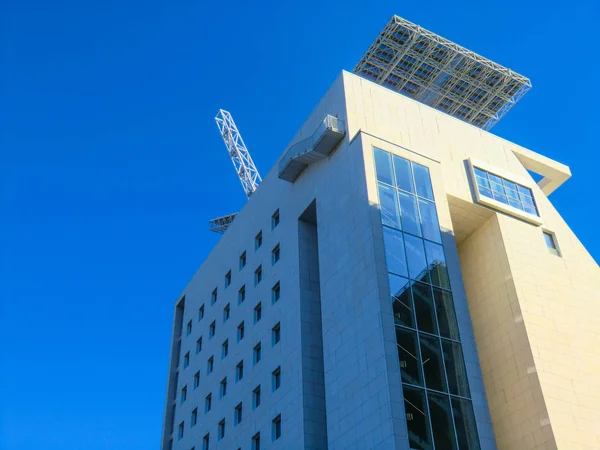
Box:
(353, 15, 531, 129)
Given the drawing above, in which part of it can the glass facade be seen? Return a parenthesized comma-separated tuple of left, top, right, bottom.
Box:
(374, 148, 481, 450)
(473, 166, 538, 216)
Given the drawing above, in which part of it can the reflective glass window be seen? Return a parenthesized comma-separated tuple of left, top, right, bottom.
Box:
(383, 227, 408, 278)
(413, 163, 434, 201)
(420, 334, 447, 392)
(374, 148, 394, 185)
(433, 289, 460, 341)
(389, 274, 414, 328)
(403, 386, 433, 450)
(473, 167, 539, 216)
(452, 398, 481, 450)
(412, 282, 437, 335)
(427, 392, 458, 450)
(378, 183, 401, 229)
(394, 155, 414, 193)
(442, 340, 471, 397)
(399, 191, 421, 237)
(424, 241, 450, 290)
(418, 199, 441, 243)
(405, 234, 429, 283)
(396, 327, 423, 386)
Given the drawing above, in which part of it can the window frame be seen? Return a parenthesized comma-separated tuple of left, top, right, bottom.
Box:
(271, 209, 280, 229)
(543, 230, 561, 256)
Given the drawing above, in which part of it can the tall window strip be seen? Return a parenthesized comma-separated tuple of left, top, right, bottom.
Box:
(374, 147, 481, 450)
(473, 166, 538, 216)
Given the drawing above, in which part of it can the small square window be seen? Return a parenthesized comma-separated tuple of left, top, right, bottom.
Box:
(252, 432, 260, 450)
(207, 356, 214, 374)
(196, 336, 203, 354)
(272, 209, 280, 229)
(218, 419, 225, 440)
(272, 366, 281, 391)
(272, 322, 280, 345)
(178, 422, 184, 440)
(223, 303, 230, 322)
(271, 244, 280, 264)
(183, 352, 190, 368)
(255, 231, 262, 250)
(225, 270, 231, 288)
(222, 340, 229, 359)
(237, 321, 245, 341)
(239, 251, 247, 270)
(220, 377, 227, 398)
(543, 231, 561, 256)
(198, 305, 205, 320)
(253, 342, 262, 364)
(191, 408, 198, 426)
(181, 385, 187, 403)
(211, 288, 218, 305)
(236, 360, 244, 382)
(209, 321, 216, 338)
(193, 371, 200, 389)
(234, 402, 243, 425)
(238, 285, 246, 304)
(202, 433, 209, 450)
(186, 320, 192, 336)
(272, 414, 281, 440)
(205, 393, 212, 413)
(254, 265, 262, 285)
(252, 385, 261, 409)
(254, 303, 262, 323)
(272, 282, 280, 303)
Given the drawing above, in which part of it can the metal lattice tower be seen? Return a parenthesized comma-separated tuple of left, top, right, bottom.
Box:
(215, 109, 262, 198)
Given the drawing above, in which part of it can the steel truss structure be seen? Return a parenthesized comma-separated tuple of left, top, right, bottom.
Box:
(208, 213, 237, 234)
(215, 109, 262, 198)
(353, 16, 532, 130)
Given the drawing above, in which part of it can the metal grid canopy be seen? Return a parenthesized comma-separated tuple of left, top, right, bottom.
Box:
(353, 16, 532, 130)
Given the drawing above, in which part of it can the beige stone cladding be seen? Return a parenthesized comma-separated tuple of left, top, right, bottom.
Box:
(341, 71, 600, 449)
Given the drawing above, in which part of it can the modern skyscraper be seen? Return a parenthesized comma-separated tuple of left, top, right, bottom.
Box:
(161, 16, 600, 450)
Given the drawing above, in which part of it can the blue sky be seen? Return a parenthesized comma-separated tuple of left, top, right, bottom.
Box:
(1, 1, 599, 449)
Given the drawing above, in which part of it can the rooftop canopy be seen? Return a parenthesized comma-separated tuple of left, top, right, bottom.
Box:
(353, 16, 531, 130)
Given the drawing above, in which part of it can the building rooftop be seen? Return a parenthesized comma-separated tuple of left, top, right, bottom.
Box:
(353, 15, 531, 130)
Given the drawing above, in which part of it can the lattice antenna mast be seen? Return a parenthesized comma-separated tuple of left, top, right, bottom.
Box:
(215, 110, 262, 198)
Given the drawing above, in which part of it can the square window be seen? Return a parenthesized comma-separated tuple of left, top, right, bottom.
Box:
(191, 408, 198, 426)
(186, 320, 192, 336)
(211, 288, 218, 305)
(272, 322, 280, 345)
(209, 321, 216, 338)
(181, 385, 187, 403)
(254, 265, 262, 285)
(178, 421, 184, 440)
(272, 209, 280, 229)
(237, 321, 245, 341)
(234, 402, 242, 425)
(198, 305, 205, 320)
(223, 303, 230, 322)
(238, 285, 246, 304)
(196, 336, 203, 354)
(183, 352, 190, 368)
(255, 231, 263, 249)
(218, 419, 225, 440)
(222, 340, 229, 359)
(207, 356, 214, 374)
(272, 414, 281, 440)
(220, 377, 227, 398)
(252, 432, 260, 450)
(202, 433, 209, 450)
(239, 251, 247, 270)
(236, 360, 244, 382)
(271, 244, 280, 264)
(252, 385, 261, 409)
(225, 270, 231, 288)
(543, 231, 561, 256)
(254, 303, 262, 323)
(205, 393, 212, 413)
(272, 282, 280, 303)
(272, 366, 281, 391)
(193, 371, 200, 389)
(253, 342, 262, 364)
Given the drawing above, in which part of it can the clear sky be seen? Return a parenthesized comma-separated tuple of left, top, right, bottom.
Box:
(1, 0, 599, 449)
